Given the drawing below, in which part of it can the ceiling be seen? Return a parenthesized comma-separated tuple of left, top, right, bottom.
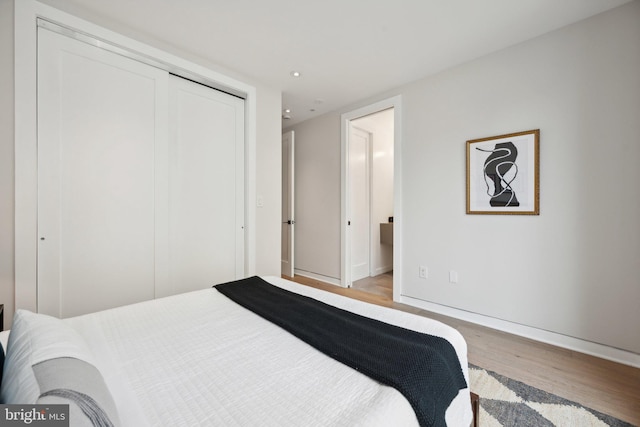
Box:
(40, 0, 631, 126)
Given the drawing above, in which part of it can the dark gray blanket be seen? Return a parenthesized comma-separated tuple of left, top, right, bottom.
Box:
(215, 276, 467, 427)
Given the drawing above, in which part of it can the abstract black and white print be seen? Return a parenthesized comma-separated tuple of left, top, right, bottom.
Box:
(477, 141, 520, 207)
(466, 130, 539, 215)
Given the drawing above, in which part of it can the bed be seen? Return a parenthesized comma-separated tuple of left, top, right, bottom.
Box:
(0, 276, 473, 426)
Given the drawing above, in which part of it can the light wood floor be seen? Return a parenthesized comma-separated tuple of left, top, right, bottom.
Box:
(284, 274, 640, 425)
(353, 271, 394, 299)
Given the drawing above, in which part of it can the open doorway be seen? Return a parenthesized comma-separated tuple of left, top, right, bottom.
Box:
(349, 110, 394, 298)
(341, 96, 401, 301)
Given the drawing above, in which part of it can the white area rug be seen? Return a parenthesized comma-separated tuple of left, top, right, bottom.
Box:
(469, 365, 635, 427)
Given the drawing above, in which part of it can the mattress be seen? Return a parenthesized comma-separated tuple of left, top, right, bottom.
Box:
(4, 276, 473, 426)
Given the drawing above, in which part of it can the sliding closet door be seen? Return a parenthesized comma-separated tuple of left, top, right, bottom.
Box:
(37, 28, 169, 317)
(168, 76, 245, 295)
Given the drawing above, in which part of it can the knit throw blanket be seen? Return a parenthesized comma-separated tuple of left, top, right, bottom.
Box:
(215, 277, 467, 427)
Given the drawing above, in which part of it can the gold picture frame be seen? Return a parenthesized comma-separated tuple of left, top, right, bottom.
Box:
(466, 129, 539, 215)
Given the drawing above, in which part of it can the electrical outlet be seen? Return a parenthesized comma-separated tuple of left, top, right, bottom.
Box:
(419, 266, 428, 279)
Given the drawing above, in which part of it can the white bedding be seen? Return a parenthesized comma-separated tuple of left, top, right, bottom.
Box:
(61, 276, 472, 426)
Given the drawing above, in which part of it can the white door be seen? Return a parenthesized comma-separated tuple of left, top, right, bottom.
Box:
(37, 28, 169, 317)
(349, 126, 371, 282)
(168, 75, 245, 294)
(37, 28, 246, 317)
(281, 131, 295, 277)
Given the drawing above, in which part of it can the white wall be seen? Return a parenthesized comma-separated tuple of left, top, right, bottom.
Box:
(2, 0, 282, 326)
(0, 0, 15, 329)
(254, 83, 283, 276)
(287, 1, 640, 356)
(401, 0, 640, 355)
(352, 109, 394, 276)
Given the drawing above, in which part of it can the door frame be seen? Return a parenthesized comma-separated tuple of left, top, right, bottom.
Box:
(340, 95, 402, 301)
(14, 0, 257, 312)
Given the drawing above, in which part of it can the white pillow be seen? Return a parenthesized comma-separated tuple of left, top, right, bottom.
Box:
(0, 309, 96, 404)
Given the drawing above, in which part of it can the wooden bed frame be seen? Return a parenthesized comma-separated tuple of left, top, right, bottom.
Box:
(471, 392, 480, 427)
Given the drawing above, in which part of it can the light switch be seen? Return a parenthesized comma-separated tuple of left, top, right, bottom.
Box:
(449, 270, 458, 284)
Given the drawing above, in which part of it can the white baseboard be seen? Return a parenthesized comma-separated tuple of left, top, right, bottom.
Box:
(372, 265, 393, 276)
(294, 269, 342, 287)
(399, 295, 640, 369)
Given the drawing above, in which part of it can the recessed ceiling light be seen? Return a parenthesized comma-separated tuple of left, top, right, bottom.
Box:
(284, 108, 291, 113)
(290, 71, 301, 77)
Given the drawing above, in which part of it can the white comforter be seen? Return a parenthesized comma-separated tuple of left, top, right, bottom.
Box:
(65, 276, 473, 426)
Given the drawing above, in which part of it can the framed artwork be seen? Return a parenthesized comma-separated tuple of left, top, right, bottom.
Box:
(466, 129, 539, 215)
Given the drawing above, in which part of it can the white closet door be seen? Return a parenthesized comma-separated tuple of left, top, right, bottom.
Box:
(37, 29, 169, 317)
(168, 75, 245, 295)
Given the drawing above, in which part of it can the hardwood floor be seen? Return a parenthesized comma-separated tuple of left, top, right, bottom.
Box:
(352, 271, 393, 299)
(284, 274, 640, 425)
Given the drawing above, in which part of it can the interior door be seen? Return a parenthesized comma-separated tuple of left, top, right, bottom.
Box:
(37, 28, 169, 317)
(281, 131, 295, 277)
(168, 75, 245, 295)
(349, 126, 371, 282)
